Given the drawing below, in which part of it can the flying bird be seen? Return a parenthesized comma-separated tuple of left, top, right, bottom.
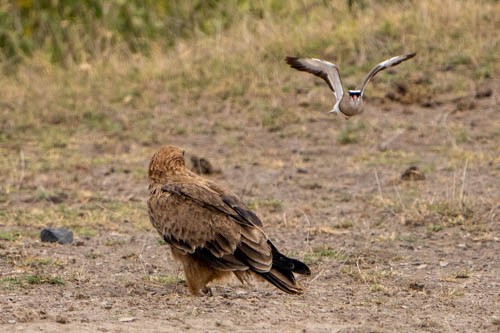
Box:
(147, 145, 311, 295)
(286, 53, 416, 117)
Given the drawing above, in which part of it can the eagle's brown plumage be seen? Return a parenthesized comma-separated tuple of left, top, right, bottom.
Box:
(147, 145, 311, 295)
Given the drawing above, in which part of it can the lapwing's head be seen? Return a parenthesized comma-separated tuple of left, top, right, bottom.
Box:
(348, 90, 362, 103)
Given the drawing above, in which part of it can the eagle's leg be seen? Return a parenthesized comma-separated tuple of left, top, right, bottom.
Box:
(180, 253, 224, 296)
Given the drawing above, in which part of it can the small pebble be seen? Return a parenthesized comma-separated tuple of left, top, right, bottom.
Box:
(118, 317, 136, 323)
(101, 301, 113, 309)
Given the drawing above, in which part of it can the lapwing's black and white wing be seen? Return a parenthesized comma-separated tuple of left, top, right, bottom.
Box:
(286, 57, 344, 102)
(358, 53, 416, 96)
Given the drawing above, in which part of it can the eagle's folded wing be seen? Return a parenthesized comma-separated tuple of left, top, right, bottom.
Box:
(148, 183, 272, 273)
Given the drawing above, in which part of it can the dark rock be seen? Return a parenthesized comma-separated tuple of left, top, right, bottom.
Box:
(190, 155, 219, 175)
(386, 82, 409, 103)
(104, 167, 115, 176)
(475, 87, 493, 99)
(385, 91, 399, 102)
(40, 228, 73, 244)
(401, 166, 426, 181)
(301, 182, 322, 190)
(420, 100, 435, 108)
(47, 192, 68, 204)
(395, 82, 408, 95)
(409, 282, 425, 291)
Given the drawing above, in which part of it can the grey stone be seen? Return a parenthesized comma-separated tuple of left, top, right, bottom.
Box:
(40, 228, 73, 244)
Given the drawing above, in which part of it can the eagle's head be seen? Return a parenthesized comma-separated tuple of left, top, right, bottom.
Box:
(149, 145, 186, 182)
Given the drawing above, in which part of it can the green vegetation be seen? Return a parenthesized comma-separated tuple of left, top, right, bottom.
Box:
(369, 283, 384, 292)
(427, 224, 443, 232)
(304, 247, 348, 264)
(341, 265, 393, 284)
(0, 274, 65, 289)
(333, 220, 354, 229)
(147, 274, 182, 286)
(454, 270, 471, 279)
(1, 0, 287, 65)
(247, 197, 283, 212)
(338, 121, 366, 145)
(0, 229, 21, 241)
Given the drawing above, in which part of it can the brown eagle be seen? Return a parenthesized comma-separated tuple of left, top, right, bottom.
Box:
(147, 145, 311, 295)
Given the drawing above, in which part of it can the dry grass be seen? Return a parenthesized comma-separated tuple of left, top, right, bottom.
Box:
(0, 2, 496, 167)
(1, 0, 497, 149)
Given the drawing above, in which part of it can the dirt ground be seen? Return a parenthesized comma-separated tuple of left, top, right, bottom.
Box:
(1, 86, 499, 332)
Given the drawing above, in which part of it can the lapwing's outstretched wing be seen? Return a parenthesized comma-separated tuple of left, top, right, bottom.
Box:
(358, 53, 416, 96)
(286, 56, 344, 101)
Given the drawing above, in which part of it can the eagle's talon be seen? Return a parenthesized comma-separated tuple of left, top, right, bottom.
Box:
(202, 287, 213, 296)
